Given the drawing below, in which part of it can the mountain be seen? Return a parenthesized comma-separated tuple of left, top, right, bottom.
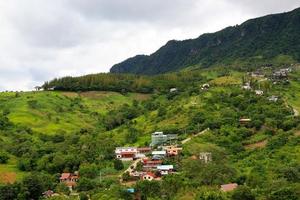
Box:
(110, 7, 300, 75)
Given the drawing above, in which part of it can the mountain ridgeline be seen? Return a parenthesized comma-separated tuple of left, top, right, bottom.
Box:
(110, 7, 300, 75)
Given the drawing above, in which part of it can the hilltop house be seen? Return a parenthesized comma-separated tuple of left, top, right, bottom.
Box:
(250, 71, 264, 77)
(201, 83, 210, 90)
(272, 68, 291, 80)
(170, 88, 178, 93)
(59, 172, 79, 190)
(239, 118, 251, 124)
(242, 82, 251, 90)
(268, 95, 278, 102)
(115, 147, 138, 160)
(255, 90, 264, 95)
(151, 132, 177, 147)
(220, 183, 238, 192)
(199, 152, 212, 163)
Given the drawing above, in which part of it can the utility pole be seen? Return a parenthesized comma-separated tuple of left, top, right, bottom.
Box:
(99, 170, 102, 184)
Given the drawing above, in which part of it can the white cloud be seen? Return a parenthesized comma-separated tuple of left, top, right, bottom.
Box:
(0, 0, 299, 91)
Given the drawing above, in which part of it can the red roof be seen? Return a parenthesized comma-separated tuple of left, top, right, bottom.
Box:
(221, 183, 238, 192)
(138, 147, 151, 151)
(120, 152, 136, 155)
(143, 160, 162, 164)
(60, 173, 71, 179)
(145, 172, 155, 178)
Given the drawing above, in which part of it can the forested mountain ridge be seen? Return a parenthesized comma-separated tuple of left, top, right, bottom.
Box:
(110, 7, 300, 75)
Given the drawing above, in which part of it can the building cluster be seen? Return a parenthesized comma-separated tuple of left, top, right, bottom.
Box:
(116, 132, 181, 181)
(272, 68, 291, 79)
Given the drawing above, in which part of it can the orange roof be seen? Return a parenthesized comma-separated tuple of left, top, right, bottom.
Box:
(221, 183, 238, 192)
(145, 172, 155, 177)
(60, 173, 71, 179)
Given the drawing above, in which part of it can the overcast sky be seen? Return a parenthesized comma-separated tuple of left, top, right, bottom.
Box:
(0, 0, 300, 91)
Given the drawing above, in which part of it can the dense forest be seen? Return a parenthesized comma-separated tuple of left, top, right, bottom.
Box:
(42, 70, 212, 93)
(110, 7, 300, 75)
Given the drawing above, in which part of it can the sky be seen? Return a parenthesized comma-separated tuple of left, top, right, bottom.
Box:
(0, 0, 300, 91)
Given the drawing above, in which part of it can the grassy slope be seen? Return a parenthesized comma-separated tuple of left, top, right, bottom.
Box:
(0, 91, 149, 135)
(0, 69, 299, 192)
(0, 91, 150, 182)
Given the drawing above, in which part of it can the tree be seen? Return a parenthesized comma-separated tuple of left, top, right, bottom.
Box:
(122, 172, 130, 182)
(76, 177, 95, 191)
(79, 192, 89, 200)
(125, 128, 138, 143)
(55, 183, 70, 195)
(231, 186, 255, 200)
(196, 187, 227, 200)
(0, 151, 9, 164)
(113, 159, 124, 171)
(0, 183, 20, 200)
(135, 180, 161, 199)
(19, 173, 52, 200)
(79, 163, 98, 179)
(268, 186, 299, 200)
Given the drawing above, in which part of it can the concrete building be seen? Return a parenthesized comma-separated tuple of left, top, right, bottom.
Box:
(150, 132, 177, 147)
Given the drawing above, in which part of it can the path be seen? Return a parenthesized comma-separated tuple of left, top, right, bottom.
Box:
(244, 140, 267, 149)
(123, 158, 141, 175)
(181, 128, 210, 144)
(283, 99, 299, 117)
(293, 108, 299, 116)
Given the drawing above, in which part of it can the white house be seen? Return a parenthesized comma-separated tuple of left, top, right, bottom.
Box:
(152, 151, 166, 156)
(157, 165, 174, 175)
(199, 152, 212, 163)
(242, 82, 251, 90)
(169, 88, 178, 93)
(268, 95, 278, 102)
(115, 147, 138, 160)
(255, 90, 264, 95)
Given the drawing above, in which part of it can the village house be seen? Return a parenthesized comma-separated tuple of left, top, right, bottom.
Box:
(201, 83, 210, 90)
(268, 95, 278, 102)
(137, 147, 152, 154)
(141, 172, 156, 181)
(142, 158, 163, 170)
(220, 183, 238, 192)
(242, 82, 251, 90)
(163, 145, 182, 156)
(239, 118, 251, 124)
(115, 147, 138, 160)
(272, 68, 291, 80)
(59, 172, 79, 191)
(151, 132, 178, 147)
(250, 71, 264, 77)
(42, 190, 55, 198)
(169, 88, 178, 93)
(152, 150, 166, 158)
(157, 165, 174, 175)
(255, 90, 264, 95)
(199, 152, 212, 163)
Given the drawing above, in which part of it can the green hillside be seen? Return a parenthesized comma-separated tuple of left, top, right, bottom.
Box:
(110, 7, 300, 75)
(0, 67, 299, 199)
